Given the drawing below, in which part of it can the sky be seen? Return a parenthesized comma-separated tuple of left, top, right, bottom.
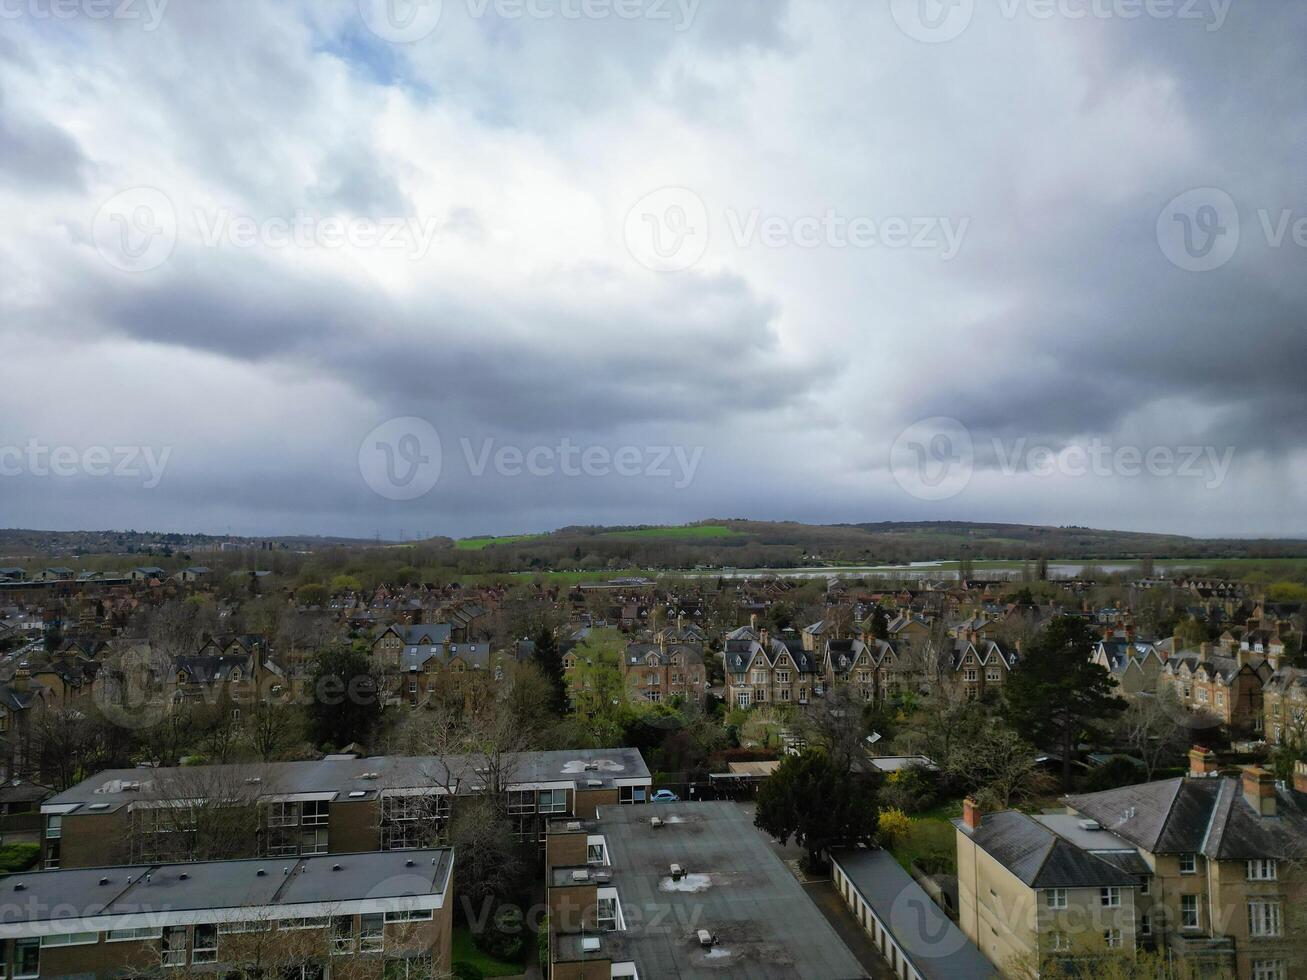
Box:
(1, 0, 1305, 541)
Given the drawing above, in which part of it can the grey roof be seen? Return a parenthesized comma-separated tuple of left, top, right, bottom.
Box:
(1065, 776, 1307, 860)
(580, 801, 865, 979)
(0, 849, 453, 936)
(46, 748, 652, 810)
(831, 848, 997, 980)
(954, 811, 1137, 888)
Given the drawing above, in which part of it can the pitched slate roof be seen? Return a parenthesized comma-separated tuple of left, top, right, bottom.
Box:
(954, 810, 1137, 888)
(1065, 777, 1307, 860)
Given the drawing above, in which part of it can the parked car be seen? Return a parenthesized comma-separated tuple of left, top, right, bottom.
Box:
(651, 789, 679, 803)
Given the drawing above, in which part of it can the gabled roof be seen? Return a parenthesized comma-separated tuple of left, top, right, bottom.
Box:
(1065, 777, 1307, 860)
(955, 810, 1137, 888)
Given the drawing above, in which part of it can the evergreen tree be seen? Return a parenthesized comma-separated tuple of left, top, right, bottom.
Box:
(754, 752, 879, 872)
(1005, 616, 1126, 790)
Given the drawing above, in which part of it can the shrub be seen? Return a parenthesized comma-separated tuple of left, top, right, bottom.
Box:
(877, 807, 912, 847)
(452, 964, 484, 980)
(0, 843, 40, 874)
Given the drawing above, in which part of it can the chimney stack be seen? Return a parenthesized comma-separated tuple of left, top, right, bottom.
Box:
(962, 796, 982, 831)
(1200, 642, 1214, 658)
(1242, 766, 1277, 817)
(1294, 761, 1307, 796)
(1188, 746, 1219, 777)
(750, 613, 758, 631)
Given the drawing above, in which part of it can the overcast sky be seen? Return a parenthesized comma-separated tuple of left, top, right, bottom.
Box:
(2, 0, 1304, 540)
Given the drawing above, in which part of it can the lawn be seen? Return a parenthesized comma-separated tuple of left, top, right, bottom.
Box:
(599, 524, 742, 541)
(888, 801, 962, 876)
(450, 927, 523, 977)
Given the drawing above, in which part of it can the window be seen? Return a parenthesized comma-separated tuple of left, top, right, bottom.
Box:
(1139, 875, 1150, 895)
(161, 927, 187, 966)
(754, 688, 766, 702)
(507, 790, 536, 814)
(40, 932, 97, 947)
(1140, 914, 1151, 936)
(1247, 859, 1278, 881)
(300, 826, 329, 855)
(735, 690, 750, 708)
(109, 926, 164, 941)
(619, 786, 647, 804)
(752, 671, 767, 684)
(45, 815, 62, 839)
(857, 670, 871, 684)
(192, 924, 218, 964)
(1100, 887, 1121, 908)
(13, 938, 39, 978)
(1249, 899, 1282, 938)
(283, 916, 330, 930)
(1046, 931, 1070, 952)
(360, 913, 384, 953)
(596, 896, 618, 931)
(218, 921, 262, 935)
(986, 668, 1000, 681)
(964, 669, 978, 682)
(646, 691, 661, 703)
(779, 688, 791, 701)
(1180, 894, 1199, 930)
(1179, 853, 1196, 874)
(1046, 889, 1067, 909)
(1253, 960, 1286, 980)
(267, 801, 299, 828)
(1103, 929, 1123, 949)
(776, 671, 790, 684)
(331, 916, 354, 954)
(302, 799, 330, 826)
(383, 909, 433, 923)
(588, 842, 606, 864)
(538, 789, 567, 814)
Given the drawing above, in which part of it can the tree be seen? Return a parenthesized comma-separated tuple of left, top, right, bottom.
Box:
(948, 723, 1049, 808)
(304, 647, 383, 750)
(797, 683, 870, 773)
(1005, 616, 1126, 790)
(244, 697, 299, 762)
(531, 627, 568, 714)
(754, 751, 878, 872)
(1117, 687, 1190, 781)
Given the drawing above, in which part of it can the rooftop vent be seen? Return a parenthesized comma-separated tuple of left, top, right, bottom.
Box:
(581, 937, 601, 953)
(256, 869, 266, 876)
(670, 863, 685, 881)
(98, 877, 109, 886)
(348, 791, 368, 798)
(405, 860, 415, 868)
(13, 883, 24, 891)
(1078, 819, 1101, 832)
(586, 779, 603, 788)
(179, 873, 188, 880)
(332, 864, 342, 872)
(571, 869, 590, 883)
(244, 777, 262, 785)
(584, 762, 600, 772)
(697, 929, 716, 948)
(357, 772, 380, 781)
(650, 817, 664, 829)
(566, 821, 582, 832)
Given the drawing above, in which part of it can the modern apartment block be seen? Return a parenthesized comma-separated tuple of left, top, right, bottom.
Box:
(544, 801, 867, 979)
(41, 748, 651, 869)
(0, 848, 454, 979)
(954, 752, 1307, 979)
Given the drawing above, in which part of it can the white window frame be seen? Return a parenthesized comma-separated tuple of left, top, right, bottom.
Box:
(1247, 859, 1278, 881)
(192, 923, 218, 964)
(1103, 928, 1123, 949)
(1253, 960, 1286, 980)
(1046, 888, 1067, 910)
(1179, 853, 1196, 874)
(1249, 899, 1282, 938)
(1180, 894, 1200, 930)
(1100, 887, 1121, 908)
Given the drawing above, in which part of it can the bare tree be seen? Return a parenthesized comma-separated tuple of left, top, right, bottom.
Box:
(244, 697, 299, 762)
(1116, 687, 1191, 782)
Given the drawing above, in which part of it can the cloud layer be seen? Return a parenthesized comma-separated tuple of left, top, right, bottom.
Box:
(1, 0, 1304, 539)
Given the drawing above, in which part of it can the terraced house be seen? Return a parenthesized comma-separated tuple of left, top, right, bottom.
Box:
(957, 754, 1307, 978)
(1160, 643, 1270, 734)
(722, 626, 821, 708)
(620, 638, 706, 705)
(40, 749, 652, 869)
(947, 630, 1016, 701)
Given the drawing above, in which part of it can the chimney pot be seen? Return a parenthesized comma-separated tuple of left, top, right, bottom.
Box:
(1188, 746, 1219, 777)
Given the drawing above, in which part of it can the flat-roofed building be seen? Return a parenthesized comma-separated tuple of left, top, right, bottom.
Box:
(0, 848, 453, 978)
(42, 748, 651, 868)
(545, 801, 866, 979)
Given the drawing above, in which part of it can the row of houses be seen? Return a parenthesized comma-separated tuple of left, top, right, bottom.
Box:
(955, 749, 1307, 980)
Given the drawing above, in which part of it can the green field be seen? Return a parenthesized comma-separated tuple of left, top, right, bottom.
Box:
(599, 524, 742, 541)
(455, 534, 546, 550)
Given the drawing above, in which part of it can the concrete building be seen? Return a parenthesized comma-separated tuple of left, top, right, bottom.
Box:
(0, 848, 453, 978)
(545, 801, 866, 979)
(41, 748, 651, 869)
